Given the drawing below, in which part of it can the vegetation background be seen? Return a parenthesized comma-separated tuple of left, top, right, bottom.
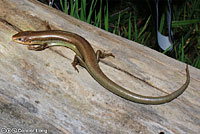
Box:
(39, 0, 200, 69)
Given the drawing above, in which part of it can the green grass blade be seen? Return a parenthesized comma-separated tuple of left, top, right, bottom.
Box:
(162, 45, 173, 54)
(181, 36, 185, 62)
(193, 56, 200, 68)
(115, 13, 121, 35)
(75, 0, 80, 19)
(104, 0, 109, 31)
(80, 0, 86, 21)
(172, 19, 200, 27)
(65, 0, 68, 14)
(159, 13, 165, 32)
(59, 0, 64, 11)
(128, 13, 132, 40)
(70, 0, 75, 16)
(138, 15, 151, 38)
(87, 0, 98, 23)
(95, 0, 102, 28)
(134, 15, 137, 41)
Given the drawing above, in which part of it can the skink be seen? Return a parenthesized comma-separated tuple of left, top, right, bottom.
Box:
(12, 30, 190, 105)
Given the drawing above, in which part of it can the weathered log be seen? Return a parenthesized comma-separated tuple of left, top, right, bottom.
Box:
(0, 0, 199, 134)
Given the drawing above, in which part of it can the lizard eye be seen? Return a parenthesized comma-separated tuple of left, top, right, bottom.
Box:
(18, 37, 28, 42)
(17, 38, 22, 42)
(18, 38, 23, 41)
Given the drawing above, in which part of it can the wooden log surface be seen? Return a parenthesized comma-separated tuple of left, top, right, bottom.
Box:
(0, 0, 199, 133)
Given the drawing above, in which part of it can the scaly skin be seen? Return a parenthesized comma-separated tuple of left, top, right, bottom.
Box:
(12, 30, 190, 105)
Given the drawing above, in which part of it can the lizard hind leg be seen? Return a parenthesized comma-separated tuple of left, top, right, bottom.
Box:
(71, 55, 87, 72)
(95, 50, 115, 63)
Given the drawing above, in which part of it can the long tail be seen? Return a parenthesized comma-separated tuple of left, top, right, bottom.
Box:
(87, 64, 190, 105)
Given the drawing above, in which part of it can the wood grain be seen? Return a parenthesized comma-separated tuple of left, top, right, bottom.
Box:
(0, 0, 199, 134)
